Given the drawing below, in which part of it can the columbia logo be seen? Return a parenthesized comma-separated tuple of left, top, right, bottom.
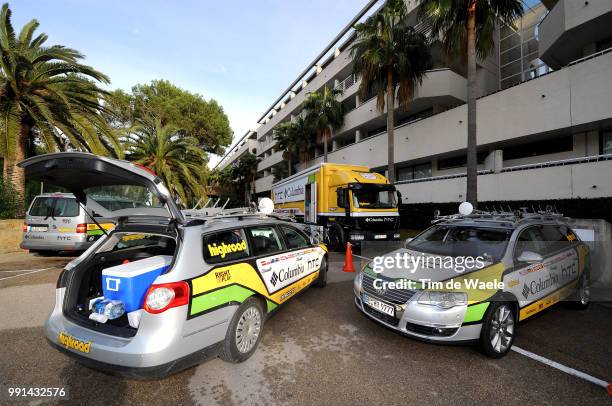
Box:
(270, 272, 279, 287)
(521, 284, 530, 299)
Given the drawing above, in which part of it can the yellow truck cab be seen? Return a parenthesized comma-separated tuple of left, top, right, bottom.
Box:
(272, 163, 401, 249)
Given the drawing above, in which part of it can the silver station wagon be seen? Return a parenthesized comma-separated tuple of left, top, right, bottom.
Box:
(19, 152, 328, 378)
(354, 208, 590, 358)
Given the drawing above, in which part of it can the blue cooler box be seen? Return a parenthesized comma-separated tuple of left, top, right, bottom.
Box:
(102, 255, 172, 312)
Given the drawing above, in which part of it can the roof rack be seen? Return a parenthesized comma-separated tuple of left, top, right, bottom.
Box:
(432, 205, 568, 226)
(183, 204, 297, 223)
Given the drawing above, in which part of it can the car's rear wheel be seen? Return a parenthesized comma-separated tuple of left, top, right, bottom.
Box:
(565, 272, 590, 310)
(219, 297, 264, 363)
(314, 256, 327, 288)
(479, 302, 516, 358)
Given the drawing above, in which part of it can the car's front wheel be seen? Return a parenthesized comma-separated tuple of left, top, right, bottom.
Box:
(219, 297, 264, 363)
(479, 302, 516, 358)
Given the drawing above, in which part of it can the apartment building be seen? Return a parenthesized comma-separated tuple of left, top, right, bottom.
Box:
(213, 130, 257, 172)
(216, 0, 612, 223)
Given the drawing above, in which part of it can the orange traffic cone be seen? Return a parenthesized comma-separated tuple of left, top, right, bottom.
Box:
(342, 242, 355, 273)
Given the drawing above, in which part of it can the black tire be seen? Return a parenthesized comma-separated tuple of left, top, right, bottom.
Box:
(314, 255, 327, 288)
(327, 223, 345, 251)
(219, 297, 265, 363)
(479, 301, 516, 358)
(565, 271, 590, 310)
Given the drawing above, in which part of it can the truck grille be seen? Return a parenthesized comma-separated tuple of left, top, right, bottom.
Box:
(362, 273, 417, 304)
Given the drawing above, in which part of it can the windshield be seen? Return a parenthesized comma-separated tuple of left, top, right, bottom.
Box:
(28, 196, 80, 217)
(352, 189, 397, 209)
(407, 225, 511, 262)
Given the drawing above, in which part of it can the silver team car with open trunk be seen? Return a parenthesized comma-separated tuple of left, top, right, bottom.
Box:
(19, 152, 328, 378)
(354, 208, 590, 358)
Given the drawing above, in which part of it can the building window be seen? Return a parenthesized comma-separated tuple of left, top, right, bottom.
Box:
(437, 153, 487, 171)
(397, 163, 432, 181)
(503, 136, 573, 161)
(601, 130, 612, 155)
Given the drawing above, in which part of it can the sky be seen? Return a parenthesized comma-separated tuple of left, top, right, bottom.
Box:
(11, 0, 373, 166)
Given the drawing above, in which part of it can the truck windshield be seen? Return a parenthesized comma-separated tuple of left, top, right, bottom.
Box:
(407, 225, 511, 262)
(352, 188, 397, 209)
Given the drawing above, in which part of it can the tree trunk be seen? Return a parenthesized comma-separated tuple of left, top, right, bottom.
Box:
(466, 0, 478, 207)
(386, 66, 395, 184)
(3, 123, 29, 218)
(287, 157, 292, 176)
(323, 129, 328, 163)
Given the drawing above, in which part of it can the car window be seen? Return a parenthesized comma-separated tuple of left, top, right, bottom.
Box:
(515, 227, 547, 258)
(53, 198, 80, 217)
(540, 225, 570, 254)
(203, 229, 250, 264)
(28, 197, 54, 216)
(248, 226, 284, 256)
(280, 226, 309, 249)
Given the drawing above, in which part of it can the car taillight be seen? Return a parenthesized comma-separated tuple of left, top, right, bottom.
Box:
(22, 223, 27, 232)
(76, 223, 87, 233)
(143, 281, 189, 314)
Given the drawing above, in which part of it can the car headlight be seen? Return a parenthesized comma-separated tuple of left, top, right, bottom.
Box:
(393, 233, 400, 239)
(417, 291, 467, 309)
(350, 234, 365, 241)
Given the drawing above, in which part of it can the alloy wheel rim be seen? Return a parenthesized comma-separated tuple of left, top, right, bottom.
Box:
(236, 306, 261, 353)
(490, 305, 514, 353)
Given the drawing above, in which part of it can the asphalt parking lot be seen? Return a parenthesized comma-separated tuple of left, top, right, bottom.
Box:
(0, 251, 610, 405)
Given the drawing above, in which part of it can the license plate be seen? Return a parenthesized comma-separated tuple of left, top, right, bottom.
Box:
(29, 226, 48, 232)
(363, 293, 395, 317)
(374, 234, 386, 239)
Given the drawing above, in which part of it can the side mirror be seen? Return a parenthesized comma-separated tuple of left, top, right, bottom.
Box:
(404, 237, 413, 248)
(517, 250, 543, 264)
(396, 191, 402, 204)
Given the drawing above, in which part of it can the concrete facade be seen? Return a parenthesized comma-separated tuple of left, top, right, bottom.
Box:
(214, 0, 612, 208)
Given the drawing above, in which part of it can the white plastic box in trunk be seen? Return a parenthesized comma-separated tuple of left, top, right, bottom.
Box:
(102, 255, 172, 312)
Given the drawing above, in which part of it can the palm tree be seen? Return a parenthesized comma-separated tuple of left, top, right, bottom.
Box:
(126, 119, 208, 206)
(303, 86, 344, 163)
(273, 116, 314, 176)
(419, 0, 523, 205)
(0, 3, 116, 215)
(233, 152, 259, 205)
(350, 0, 431, 184)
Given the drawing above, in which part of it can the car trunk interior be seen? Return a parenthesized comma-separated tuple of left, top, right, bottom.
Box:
(64, 231, 178, 338)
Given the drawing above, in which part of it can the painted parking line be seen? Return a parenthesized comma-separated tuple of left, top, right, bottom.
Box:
(512, 346, 611, 395)
(0, 267, 55, 282)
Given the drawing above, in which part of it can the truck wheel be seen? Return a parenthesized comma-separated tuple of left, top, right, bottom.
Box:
(314, 256, 327, 288)
(565, 272, 590, 310)
(479, 302, 516, 358)
(219, 297, 264, 363)
(328, 224, 345, 251)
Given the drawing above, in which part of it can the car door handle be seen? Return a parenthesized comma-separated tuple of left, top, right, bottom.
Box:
(296, 256, 303, 261)
(261, 266, 271, 272)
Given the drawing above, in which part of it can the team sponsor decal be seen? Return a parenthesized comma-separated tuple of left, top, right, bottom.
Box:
(215, 269, 232, 283)
(258, 247, 324, 293)
(272, 176, 307, 204)
(207, 240, 247, 259)
(58, 332, 91, 353)
(364, 217, 395, 223)
(521, 261, 577, 299)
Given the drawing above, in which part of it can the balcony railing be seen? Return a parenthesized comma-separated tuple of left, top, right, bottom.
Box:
(394, 154, 612, 185)
(334, 73, 357, 92)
